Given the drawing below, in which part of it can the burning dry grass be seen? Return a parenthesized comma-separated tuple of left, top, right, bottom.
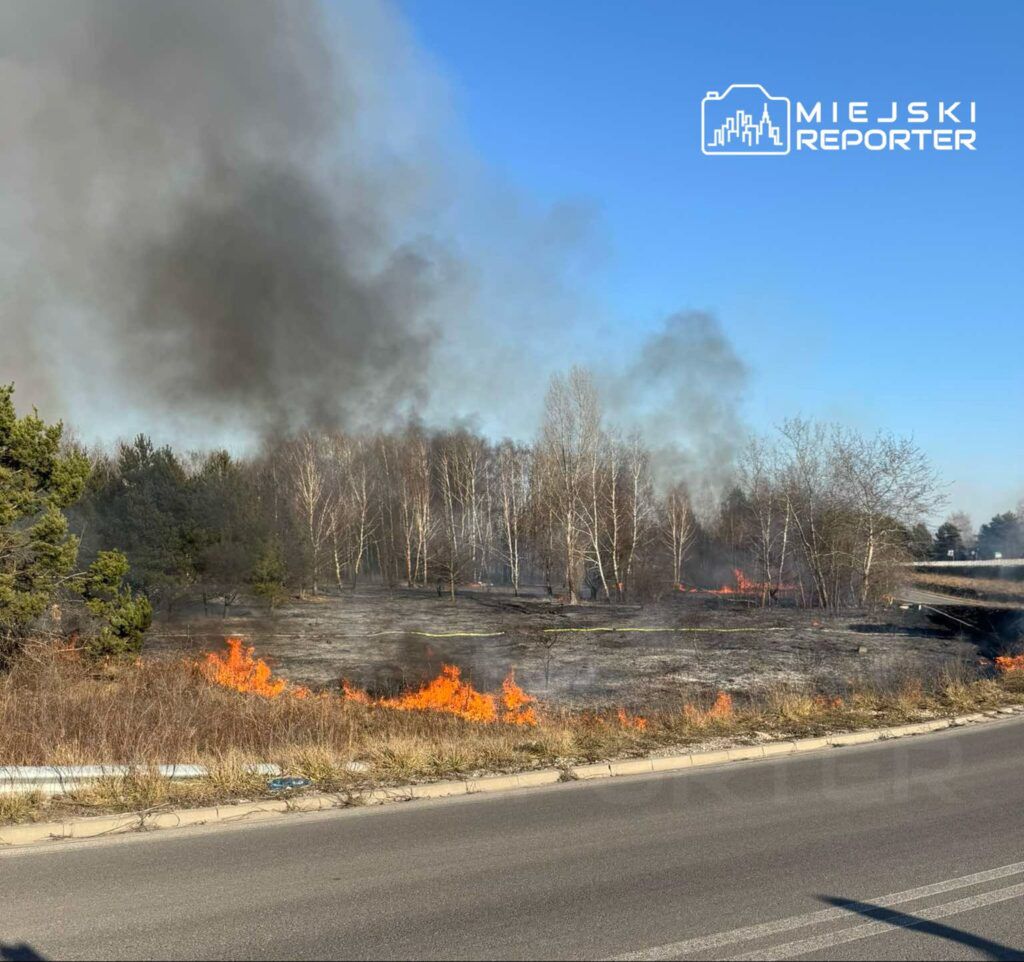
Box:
(202, 637, 296, 698)
(2, 639, 1023, 824)
(996, 653, 1024, 673)
(678, 568, 797, 596)
(349, 664, 538, 726)
(206, 637, 537, 725)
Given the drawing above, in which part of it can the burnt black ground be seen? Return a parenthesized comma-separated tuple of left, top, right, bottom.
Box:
(145, 586, 988, 707)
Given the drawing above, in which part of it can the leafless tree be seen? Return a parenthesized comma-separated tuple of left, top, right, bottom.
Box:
(283, 432, 334, 595)
(835, 429, 942, 604)
(495, 440, 530, 595)
(738, 437, 792, 605)
(606, 432, 654, 600)
(661, 481, 697, 589)
(536, 367, 601, 603)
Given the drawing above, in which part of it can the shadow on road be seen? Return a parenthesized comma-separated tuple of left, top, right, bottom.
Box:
(0, 945, 48, 961)
(819, 896, 1023, 961)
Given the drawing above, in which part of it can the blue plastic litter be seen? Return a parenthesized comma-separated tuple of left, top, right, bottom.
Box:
(267, 776, 312, 792)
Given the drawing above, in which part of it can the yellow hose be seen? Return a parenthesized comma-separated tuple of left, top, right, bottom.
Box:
(368, 626, 788, 637)
(542, 626, 789, 634)
(366, 630, 506, 638)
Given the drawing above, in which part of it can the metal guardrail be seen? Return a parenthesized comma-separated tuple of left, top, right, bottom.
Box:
(900, 558, 1024, 568)
(0, 763, 282, 797)
(895, 588, 1023, 611)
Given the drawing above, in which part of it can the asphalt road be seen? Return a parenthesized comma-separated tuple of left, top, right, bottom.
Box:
(3, 719, 1024, 961)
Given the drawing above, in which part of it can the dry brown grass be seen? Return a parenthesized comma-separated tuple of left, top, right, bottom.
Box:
(0, 646, 584, 778)
(2, 643, 1023, 824)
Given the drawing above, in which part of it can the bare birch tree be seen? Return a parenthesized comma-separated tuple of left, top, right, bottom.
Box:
(496, 440, 530, 595)
(537, 367, 601, 603)
(661, 481, 697, 588)
(283, 433, 334, 595)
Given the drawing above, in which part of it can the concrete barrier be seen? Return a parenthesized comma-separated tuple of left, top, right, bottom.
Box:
(515, 770, 563, 789)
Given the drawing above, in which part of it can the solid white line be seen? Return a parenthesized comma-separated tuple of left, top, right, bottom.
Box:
(609, 860, 1024, 961)
(735, 880, 1024, 961)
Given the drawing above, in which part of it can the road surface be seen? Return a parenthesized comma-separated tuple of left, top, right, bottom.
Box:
(3, 719, 1024, 960)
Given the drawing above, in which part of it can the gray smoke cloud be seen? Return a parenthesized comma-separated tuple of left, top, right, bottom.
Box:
(605, 311, 749, 505)
(0, 0, 455, 435)
(0, 0, 750, 479)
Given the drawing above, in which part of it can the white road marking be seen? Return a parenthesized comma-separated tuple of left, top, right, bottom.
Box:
(735, 880, 1024, 961)
(609, 860, 1024, 961)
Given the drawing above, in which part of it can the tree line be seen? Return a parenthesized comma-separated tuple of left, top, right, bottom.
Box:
(65, 369, 1015, 611)
(62, 370, 1024, 611)
(5, 370, 1022, 660)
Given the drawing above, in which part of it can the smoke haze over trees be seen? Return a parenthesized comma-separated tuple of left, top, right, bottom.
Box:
(0, 1, 1019, 634)
(0, 0, 748, 474)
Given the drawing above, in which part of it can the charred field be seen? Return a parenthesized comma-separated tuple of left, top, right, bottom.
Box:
(144, 586, 996, 710)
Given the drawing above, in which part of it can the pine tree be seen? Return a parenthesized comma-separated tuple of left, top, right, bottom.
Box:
(933, 522, 963, 559)
(0, 384, 89, 656)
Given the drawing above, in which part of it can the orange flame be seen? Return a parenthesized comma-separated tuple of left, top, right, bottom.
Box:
(995, 654, 1024, 673)
(683, 691, 734, 724)
(341, 679, 372, 704)
(380, 664, 498, 722)
(709, 569, 761, 595)
(201, 637, 538, 725)
(202, 637, 290, 698)
(683, 569, 797, 595)
(343, 664, 538, 726)
(501, 671, 538, 726)
(617, 708, 648, 731)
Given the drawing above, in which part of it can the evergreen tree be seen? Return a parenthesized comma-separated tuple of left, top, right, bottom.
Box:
(978, 512, 1023, 559)
(80, 550, 153, 657)
(251, 541, 289, 610)
(0, 385, 89, 656)
(906, 522, 934, 560)
(88, 435, 199, 609)
(933, 521, 963, 559)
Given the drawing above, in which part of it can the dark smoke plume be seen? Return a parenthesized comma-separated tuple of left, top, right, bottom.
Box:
(0, 0, 448, 433)
(0, 0, 751, 480)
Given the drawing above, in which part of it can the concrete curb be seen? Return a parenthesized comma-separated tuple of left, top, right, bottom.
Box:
(3, 706, 1022, 849)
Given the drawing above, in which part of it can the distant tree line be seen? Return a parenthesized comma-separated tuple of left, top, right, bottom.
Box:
(67, 368, 1008, 613)
(930, 511, 1024, 562)
(5, 371, 1021, 656)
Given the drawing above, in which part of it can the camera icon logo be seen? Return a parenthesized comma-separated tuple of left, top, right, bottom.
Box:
(702, 84, 791, 156)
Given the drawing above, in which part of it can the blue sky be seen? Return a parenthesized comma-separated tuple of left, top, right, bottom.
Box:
(396, 0, 1023, 524)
